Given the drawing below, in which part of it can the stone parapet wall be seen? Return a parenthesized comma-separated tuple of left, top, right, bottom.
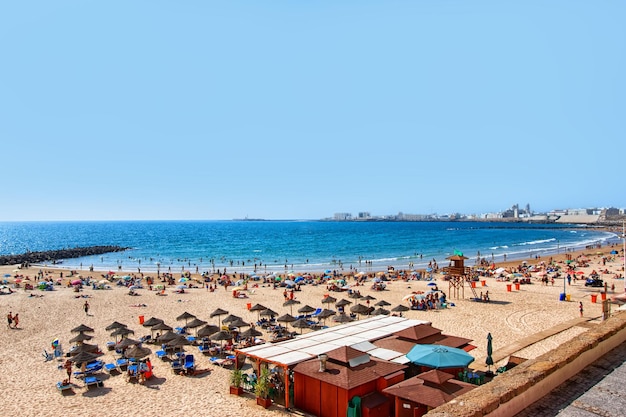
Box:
(426, 313, 626, 417)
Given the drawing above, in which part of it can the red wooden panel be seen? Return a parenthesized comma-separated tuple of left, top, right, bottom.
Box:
(320, 381, 338, 417)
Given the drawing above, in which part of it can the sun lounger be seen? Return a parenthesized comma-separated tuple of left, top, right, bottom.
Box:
(198, 344, 211, 354)
(209, 356, 234, 368)
(84, 376, 102, 389)
(56, 381, 73, 394)
(183, 354, 195, 373)
(171, 359, 183, 373)
(116, 358, 129, 371)
(104, 363, 118, 374)
(156, 349, 168, 359)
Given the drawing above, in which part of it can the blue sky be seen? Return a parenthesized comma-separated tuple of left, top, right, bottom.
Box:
(1, 1, 624, 221)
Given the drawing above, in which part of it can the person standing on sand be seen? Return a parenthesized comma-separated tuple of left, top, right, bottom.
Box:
(7, 311, 13, 329)
(579, 301, 584, 317)
(83, 300, 90, 316)
(12, 313, 19, 328)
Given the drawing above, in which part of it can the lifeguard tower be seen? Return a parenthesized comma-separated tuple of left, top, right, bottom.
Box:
(443, 251, 478, 299)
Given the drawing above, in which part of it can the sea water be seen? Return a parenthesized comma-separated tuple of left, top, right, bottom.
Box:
(0, 221, 619, 274)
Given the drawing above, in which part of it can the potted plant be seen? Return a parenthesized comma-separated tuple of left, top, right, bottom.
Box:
(254, 367, 272, 408)
(229, 368, 244, 395)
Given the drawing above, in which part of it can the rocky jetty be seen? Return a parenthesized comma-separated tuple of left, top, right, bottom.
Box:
(0, 245, 128, 266)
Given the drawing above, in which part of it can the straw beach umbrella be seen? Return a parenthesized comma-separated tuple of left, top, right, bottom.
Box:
(197, 324, 220, 338)
(105, 321, 127, 331)
(375, 300, 391, 307)
(69, 332, 93, 344)
(291, 318, 310, 334)
(209, 308, 229, 327)
(283, 299, 301, 315)
(71, 324, 94, 333)
(249, 303, 267, 321)
(176, 311, 196, 326)
(142, 317, 164, 328)
(371, 307, 390, 316)
(297, 305, 316, 315)
(321, 295, 337, 305)
(391, 304, 410, 313)
(125, 345, 152, 360)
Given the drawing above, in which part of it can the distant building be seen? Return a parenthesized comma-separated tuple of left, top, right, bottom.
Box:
(333, 213, 352, 221)
(357, 212, 371, 219)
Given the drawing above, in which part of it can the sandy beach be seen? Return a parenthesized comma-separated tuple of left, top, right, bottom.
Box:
(1, 244, 624, 417)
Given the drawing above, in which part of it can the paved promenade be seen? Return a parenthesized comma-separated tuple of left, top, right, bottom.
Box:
(515, 341, 626, 417)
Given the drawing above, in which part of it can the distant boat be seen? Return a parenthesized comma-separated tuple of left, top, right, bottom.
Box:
(233, 216, 266, 221)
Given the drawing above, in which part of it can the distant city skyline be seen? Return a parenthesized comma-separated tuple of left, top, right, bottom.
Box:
(1, 2, 624, 222)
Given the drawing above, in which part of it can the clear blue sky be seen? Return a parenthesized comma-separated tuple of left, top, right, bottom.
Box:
(1, 1, 624, 221)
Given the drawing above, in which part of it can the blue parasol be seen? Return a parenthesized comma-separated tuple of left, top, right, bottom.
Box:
(406, 344, 474, 369)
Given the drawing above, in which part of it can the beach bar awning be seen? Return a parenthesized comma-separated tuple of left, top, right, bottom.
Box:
(237, 315, 428, 366)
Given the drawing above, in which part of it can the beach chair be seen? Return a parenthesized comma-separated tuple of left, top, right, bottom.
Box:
(56, 381, 73, 394)
(183, 354, 195, 373)
(156, 349, 168, 360)
(104, 363, 118, 374)
(171, 359, 183, 374)
(43, 350, 53, 362)
(311, 308, 322, 317)
(116, 357, 129, 371)
(84, 376, 102, 389)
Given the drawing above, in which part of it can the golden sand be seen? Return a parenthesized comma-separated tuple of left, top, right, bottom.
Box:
(0, 245, 623, 417)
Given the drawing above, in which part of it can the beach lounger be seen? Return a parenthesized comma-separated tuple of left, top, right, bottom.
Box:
(156, 349, 168, 359)
(198, 344, 211, 354)
(183, 354, 195, 373)
(104, 363, 118, 374)
(115, 357, 129, 371)
(56, 381, 73, 394)
(84, 376, 102, 389)
(171, 359, 183, 373)
(209, 356, 234, 368)
(43, 350, 53, 362)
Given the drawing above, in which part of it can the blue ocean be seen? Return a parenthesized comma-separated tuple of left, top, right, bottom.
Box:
(0, 221, 619, 274)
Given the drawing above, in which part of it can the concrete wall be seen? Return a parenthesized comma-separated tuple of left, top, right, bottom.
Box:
(425, 313, 626, 417)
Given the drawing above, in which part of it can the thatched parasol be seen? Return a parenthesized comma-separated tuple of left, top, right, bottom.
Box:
(391, 304, 410, 312)
(71, 324, 94, 333)
(350, 303, 370, 316)
(69, 332, 93, 344)
(197, 324, 220, 338)
(321, 295, 337, 305)
(69, 342, 100, 355)
(371, 307, 390, 316)
(157, 330, 179, 343)
(125, 345, 152, 360)
(260, 308, 278, 318)
(291, 318, 311, 334)
(297, 305, 316, 314)
(228, 318, 250, 329)
(348, 292, 363, 299)
(240, 327, 263, 339)
(105, 321, 127, 331)
(68, 351, 101, 364)
(117, 337, 141, 350)
(142, 317, 164, 327)
(276, 313, 296, 323)
(176, 311, 196, 326)
(152, 322, 173, 332)
(283, 299, 301, 315)
(333, 313, 354, 323)
(186, 318, 207, 329)
(375, 300, 391, 307)
(222, 314, 242, 325)
(335, 299, 352, 307)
